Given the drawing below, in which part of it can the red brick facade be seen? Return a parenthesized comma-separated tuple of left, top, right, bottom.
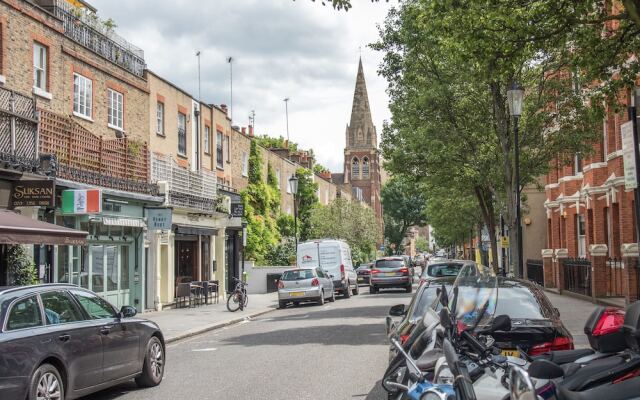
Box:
(544, 97, 640, 302)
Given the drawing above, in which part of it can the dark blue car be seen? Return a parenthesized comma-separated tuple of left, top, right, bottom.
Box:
(0, 284, 165, 399)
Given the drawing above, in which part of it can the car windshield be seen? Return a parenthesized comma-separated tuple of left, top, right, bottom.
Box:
(494, 284, 553, 319)
(425, 263, 464, 277)
(376, 260, 404, 269)
(411, 284, 453, 322)
(451, 264, 498, 331)
(281, 269, 314, 281)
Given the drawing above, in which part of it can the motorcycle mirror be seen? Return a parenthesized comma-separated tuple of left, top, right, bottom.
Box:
(438, 284, 449, 308)
(442, 339, 460, 376)
(490, 314, 512, 333)
(439, 308, 452, 330)
(528, 359, 564, 380)
(389, 304, 406, 317)
(509, 366, 536, 400)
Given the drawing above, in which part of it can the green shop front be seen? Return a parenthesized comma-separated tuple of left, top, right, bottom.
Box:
(53, 186, 161, 311)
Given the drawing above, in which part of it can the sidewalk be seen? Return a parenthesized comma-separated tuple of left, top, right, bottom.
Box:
(142, 292, 279, 343)
(545, 291, 597, 349)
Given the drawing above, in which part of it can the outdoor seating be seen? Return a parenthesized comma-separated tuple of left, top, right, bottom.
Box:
(175, 282, 192, 308)
(207, 280, 219, 304)
(190, 282, 204, 306)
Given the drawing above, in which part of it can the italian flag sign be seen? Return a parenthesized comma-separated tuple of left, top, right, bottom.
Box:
(61, 189, 102, 214)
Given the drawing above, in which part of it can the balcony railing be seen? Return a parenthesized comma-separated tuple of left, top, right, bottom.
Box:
(151, 153, 218, 212)
(0, 87, 39, 171)
(39, 109, 157, 195)
(45, 0, 146, 77)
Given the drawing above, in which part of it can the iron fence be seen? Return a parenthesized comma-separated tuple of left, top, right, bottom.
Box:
(606, 258, 625, 297)
(0, 87, 39, 171)
(526, 259, 544, 286)
(562, 258, 592, 297)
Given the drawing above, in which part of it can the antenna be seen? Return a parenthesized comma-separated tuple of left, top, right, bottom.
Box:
(227, 56, 234, 123)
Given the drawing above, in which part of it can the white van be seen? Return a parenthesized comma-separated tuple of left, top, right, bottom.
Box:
(297, 239, 359, 298)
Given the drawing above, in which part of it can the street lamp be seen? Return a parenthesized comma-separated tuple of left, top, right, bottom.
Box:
(289, 174, 299, 250)
(507, 80, 525, 278)
(241, 221, 247, 281)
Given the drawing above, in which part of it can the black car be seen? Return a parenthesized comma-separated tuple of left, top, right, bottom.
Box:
(0, 284, 165, 400)
(356, 263, 373, 285)
(386, 277, 574, 362)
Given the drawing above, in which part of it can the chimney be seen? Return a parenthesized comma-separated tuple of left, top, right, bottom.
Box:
(220, 104, 228, 115)
(319, 170, 332, 181)
(248, 125, 254, 137)
(241, 127, 246, 135)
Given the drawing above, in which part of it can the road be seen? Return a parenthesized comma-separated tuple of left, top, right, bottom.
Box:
(82, 285, 414, 400)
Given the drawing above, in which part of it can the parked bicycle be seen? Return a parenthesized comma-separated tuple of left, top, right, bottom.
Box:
(227, 277, 248, 312)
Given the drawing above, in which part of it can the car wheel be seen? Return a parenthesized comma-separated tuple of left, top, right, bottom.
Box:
(343, 282, 351, 298)
(136, 336, 165, 387)
(329, 291, 336, 302)
(371, 286, 378, 294)
(353, 283, 359, 296)
(405, 284, 412, 294)
(279, 300, 287, 309)
(29, 363, 64, 400)
(318, 290, 325, 305)
(293, 302, 299, 307)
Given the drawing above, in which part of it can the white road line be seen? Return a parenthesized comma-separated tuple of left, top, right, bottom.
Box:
(192, 348, 218, 352)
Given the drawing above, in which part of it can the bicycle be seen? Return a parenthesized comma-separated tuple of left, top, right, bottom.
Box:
(226, 277, 248, 312)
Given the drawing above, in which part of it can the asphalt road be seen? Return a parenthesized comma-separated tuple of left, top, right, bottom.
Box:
(81, 285, 414, 400)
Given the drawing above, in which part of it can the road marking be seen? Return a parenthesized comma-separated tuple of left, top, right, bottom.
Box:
(192, 347, 218, 352)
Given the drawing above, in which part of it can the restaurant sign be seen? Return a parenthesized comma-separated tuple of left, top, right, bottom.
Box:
(146, 207, 172, 231)
(230, 203, 244, 218)
(11, 180, 55, 207)
(61, 189, 102, 214)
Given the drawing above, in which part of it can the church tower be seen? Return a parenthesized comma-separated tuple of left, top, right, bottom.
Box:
(343, 58, 383, 228)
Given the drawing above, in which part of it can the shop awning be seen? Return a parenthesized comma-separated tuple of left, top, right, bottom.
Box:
(173, 224, 217, 236)
(0, 210, 88, 246)
(103, 217, 146, 228)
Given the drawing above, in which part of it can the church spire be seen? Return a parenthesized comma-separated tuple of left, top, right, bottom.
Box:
(347, 57, 376, 148)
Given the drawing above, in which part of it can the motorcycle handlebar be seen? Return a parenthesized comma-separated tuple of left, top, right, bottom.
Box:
(460, 330, 487, 356)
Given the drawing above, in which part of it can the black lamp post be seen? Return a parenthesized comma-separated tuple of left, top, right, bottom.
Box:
(241, 221, 247, 281)
(507, 80, 525, 278)
(289, 174, 299, 250)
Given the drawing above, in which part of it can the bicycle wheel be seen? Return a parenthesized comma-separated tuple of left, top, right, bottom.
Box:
(226, 292, 241, 312)
(243, 289, 248, 308)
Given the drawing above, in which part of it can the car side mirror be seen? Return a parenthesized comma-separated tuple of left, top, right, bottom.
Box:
(119, 305, 137, 319)
(528, 359, 564, 380)
(490, 314, 512, 333)
(389, 304, 406, 316)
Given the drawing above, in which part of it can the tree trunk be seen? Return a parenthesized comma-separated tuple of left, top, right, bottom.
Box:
(474, 186, 499, 272)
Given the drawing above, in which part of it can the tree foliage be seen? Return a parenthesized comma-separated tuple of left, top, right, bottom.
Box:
(309, 198, 381, 265)
(7, 245, 38, 286)
(381, 177, 428, 254)
(295, 167, 319, 241)
(253, 134, 298, 152)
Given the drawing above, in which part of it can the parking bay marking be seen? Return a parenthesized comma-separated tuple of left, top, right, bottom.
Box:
(192, 347, 218, 352)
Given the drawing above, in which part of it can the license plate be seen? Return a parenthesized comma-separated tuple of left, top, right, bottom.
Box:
(358, 278, 363, 281)
(501, 349, 521, 358)
(382, 272, 395, 277)
(289, 292, 305, 297)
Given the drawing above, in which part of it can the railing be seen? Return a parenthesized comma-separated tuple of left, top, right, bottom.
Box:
(562, 258, 592, 297)
(606, 258, 625, 297)
(0, 88, 39, 171)
(47, 0, 146, 77)
(39, 109, 157, 194)
(526, 259, 544, 286)
(151, 153, 217, 212)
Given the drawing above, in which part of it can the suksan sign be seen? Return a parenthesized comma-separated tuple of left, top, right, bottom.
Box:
(11, 180, 55, 207)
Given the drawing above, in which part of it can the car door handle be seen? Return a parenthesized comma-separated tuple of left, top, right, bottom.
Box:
(58, 334, 71, 342)
(100, 325, 113, 335)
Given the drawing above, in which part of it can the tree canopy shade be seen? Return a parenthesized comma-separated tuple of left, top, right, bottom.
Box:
(381, 177, 428, 254)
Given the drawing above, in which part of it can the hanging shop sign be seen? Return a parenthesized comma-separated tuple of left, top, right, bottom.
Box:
(230, 202, 244, 218)
(61, 189, 102, 214)
(146, 207, 173, 231)
(621, 121, 637, 190)
(11, 180, 55, 207)
(501, 236, 510, 248)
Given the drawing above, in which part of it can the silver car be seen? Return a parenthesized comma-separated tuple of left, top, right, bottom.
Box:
(277, 268, 335, 309)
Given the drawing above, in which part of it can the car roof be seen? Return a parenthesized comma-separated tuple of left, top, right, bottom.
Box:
(0, 283, 78, 297)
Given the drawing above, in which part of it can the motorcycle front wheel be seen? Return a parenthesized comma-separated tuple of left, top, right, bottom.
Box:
(227, 292, 241, 312)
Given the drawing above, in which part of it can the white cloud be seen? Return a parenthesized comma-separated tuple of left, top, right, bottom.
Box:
(91, 0, 392, 172)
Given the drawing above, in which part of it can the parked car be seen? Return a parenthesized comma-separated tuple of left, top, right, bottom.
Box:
(277, 267, 335, 308)
(370, 257, 414, 294)
(418, 259, 477, 286)
(297, 239, 359, 298)
(356, 263, 373, 285)
(386, 276, 573, 362)
(0, 284, 165, 400)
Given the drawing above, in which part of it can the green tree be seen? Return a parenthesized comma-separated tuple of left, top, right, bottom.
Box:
(6, 245, 38, 286)
(295, 168, 318, 241)
(414, 237, 429, 253)
(313, 163, 330, 175)
(381, 177, 428, 254)
(309, 198, 380, 265)
(253, 134, 298, 152)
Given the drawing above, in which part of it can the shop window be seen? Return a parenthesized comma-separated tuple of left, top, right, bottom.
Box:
(120, 246, 129, 290)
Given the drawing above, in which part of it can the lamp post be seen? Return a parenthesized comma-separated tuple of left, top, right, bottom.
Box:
(241, 221, 247, 282)
(507, 81, 525, 278)
(289, 174, 299, 250)
(284, 98, 290, 143)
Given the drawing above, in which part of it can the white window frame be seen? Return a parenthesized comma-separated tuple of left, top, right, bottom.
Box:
(33, 42, 47, 91)
(73, 73, 93, 120)
(177, 112, 187, 156)
(156, 102, 164, 136)
(577, 214, 586, 258)
(242, 152, 249, 177)
(107, 89, 123, 131)
(204, 126, 211, 154)
(216, 131, 224, 168)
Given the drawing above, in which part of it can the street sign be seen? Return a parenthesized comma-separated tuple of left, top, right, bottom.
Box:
(230, 203, 244, 218)
(501, 236, 509, 248)
(146, 207, 172, 231)
(621, 121, 637, 189)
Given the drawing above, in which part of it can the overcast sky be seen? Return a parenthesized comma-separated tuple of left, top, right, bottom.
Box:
(91, 0, 393, 172)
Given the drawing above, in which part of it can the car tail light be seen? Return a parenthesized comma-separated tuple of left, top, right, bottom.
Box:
(613, 368, 640, 384)
(592, 308, 625, 336)
(400, 267, 409, 274)
(340, 264, 345, 280)
(400, 334, 410, 345)
(371, 269, 380, 275)
(529, 336, 574, 355)
(277, 280, 284, 289)
(311, 278, 320, 286)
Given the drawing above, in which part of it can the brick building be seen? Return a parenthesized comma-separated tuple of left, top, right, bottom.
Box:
(544, 94, 639, 303)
